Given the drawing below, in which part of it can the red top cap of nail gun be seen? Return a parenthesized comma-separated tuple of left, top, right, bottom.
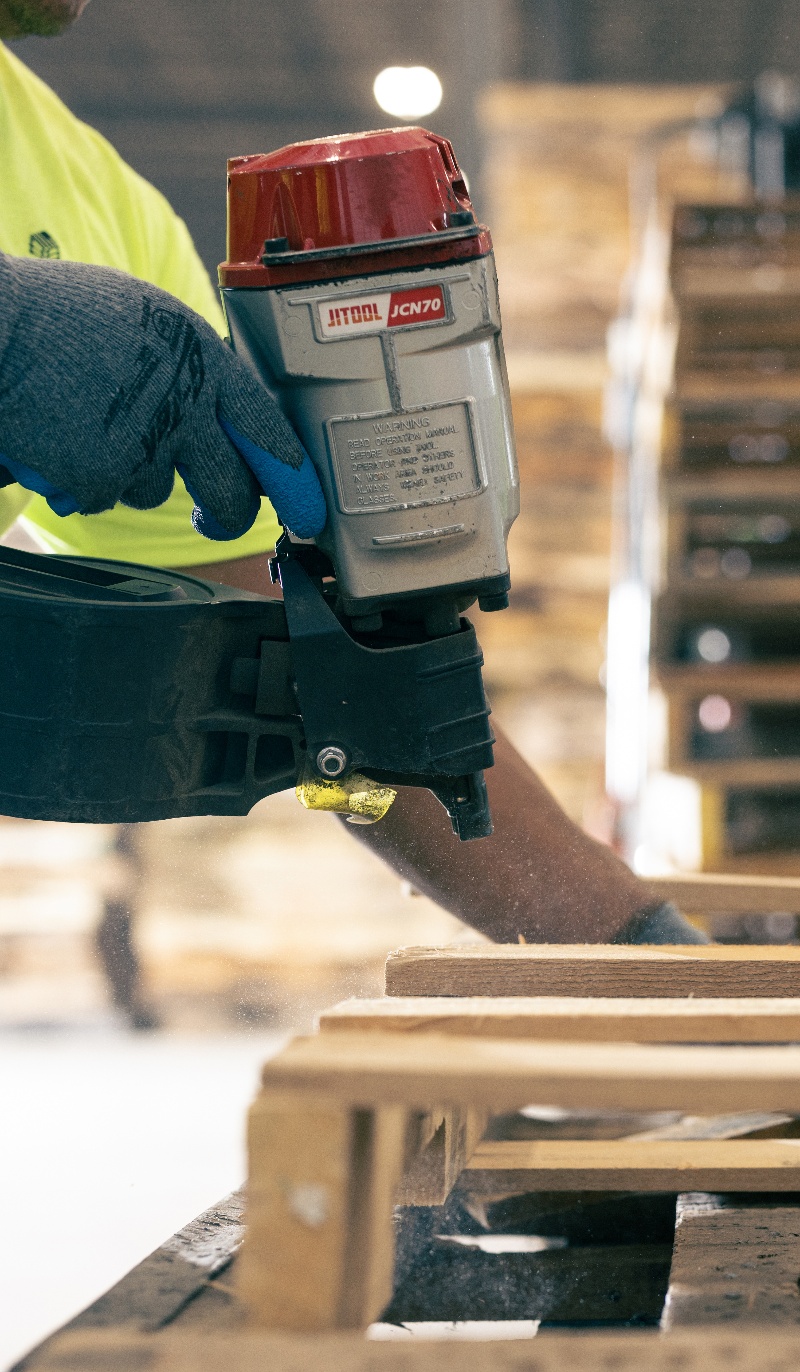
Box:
(219, 127, 491, 289)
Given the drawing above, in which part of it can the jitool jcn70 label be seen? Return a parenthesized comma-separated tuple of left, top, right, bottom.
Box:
(318, 284, 446, 338)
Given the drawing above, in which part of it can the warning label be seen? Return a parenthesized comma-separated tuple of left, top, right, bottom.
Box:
(317, 284, 446, 339)
(328, 401, 480, 513)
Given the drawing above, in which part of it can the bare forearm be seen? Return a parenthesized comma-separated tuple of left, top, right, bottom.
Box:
(344, 725, 647, 943)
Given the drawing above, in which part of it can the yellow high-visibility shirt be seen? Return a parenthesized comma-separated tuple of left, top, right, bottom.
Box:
(0, 40, 281, 566)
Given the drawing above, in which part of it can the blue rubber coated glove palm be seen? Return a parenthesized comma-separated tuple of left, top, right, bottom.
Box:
(0, 252, 326, 540)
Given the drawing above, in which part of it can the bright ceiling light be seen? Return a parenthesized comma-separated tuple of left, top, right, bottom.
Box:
(373, 66, 443, 120)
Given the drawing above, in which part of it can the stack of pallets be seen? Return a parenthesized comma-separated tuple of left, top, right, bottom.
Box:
(655, 201, 800, 873)
(24, 887, 800, 1372)
(240, 936, 800, 1347)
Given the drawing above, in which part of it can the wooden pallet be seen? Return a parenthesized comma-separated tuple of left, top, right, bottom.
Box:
(660, 395, 800, 477)
(651, 202, 800, 859)
(664, 503, 800, 594)
(237, 943, 800, 1328)
(20, 950, 800, 1366)
(663, 691, 800, 785)
(20, 1120, 800, 1365)
(242, 1021, 800, 1327)
(695, 781, 800, 872)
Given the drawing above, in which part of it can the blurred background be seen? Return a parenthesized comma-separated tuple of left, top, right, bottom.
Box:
(5, 0, 800, 1362)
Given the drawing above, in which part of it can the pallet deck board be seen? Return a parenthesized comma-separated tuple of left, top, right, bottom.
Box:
(462, 1138, 800, 1191)
(663, 1192, 800, 1327)
(320, 994, 800, 1042)
(663, 757, 800, 787)
(23, 1327, 800, 1371)
(643, 871, 800, 914)
(259, 1031, 800, 1113)
(384, 944, 800, 999)
(656, 667, 800, 701)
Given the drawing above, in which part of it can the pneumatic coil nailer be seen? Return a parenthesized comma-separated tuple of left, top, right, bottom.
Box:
(0, 128, 519, 840)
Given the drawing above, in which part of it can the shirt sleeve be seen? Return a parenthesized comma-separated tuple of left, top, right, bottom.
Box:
(0, 485, 33, 536)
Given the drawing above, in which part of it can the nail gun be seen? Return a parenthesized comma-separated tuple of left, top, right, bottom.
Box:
(0, 128, 518, 840)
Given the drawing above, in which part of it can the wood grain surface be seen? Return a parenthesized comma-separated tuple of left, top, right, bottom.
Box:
(243, 1094, 405, 1331)
(384, 944, 800, 999)
(643, 872, 800, 913)
(320, 994, 800, 1042)
(22, 1328, 800, 1372)
(462, 1137, 800, 1191)
(260, 1031, 800, 1113)
(663, 1193, 800, 1327)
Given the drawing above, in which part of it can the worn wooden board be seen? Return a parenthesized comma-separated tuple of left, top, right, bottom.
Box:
(242, 1092, 406, 1331)
(644, 873, 800, 914)
(320, 995, 800, 1043)
(259, 1031, 800, 1114)
(462, 1138, 800, 1192)
(677, 372, 800, 406)
(668, 757, 800, 789)
(664, 469, 800, 502)
(396, 1107, 488, 1206)
(21, 1328, 800, 1371)
(656, 666, 800, 703)
(457, 1113, 800, 1207)
(627, 1113, 799, 1141)
(663, 1192, 800, 1327)
(384, 945, 800, 999)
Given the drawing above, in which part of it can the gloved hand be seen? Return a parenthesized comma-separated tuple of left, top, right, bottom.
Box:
(0, 253, 326, 540)
(612, 901, 711, 944)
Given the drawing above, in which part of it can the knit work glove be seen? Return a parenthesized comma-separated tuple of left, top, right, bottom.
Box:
(0, 253, 326, 540)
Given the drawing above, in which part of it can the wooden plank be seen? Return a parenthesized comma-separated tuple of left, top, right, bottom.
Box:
(674, 268, 800, 298)
(259, 1031, 800, 1113)
(663, 1192, 800, 1327)
(667, 758, 800, 788)
(341, 1104, 408, 1329)
(677, 373, 800, 405)
(655, 571, 800, 607)
(320, 994, 800, 1042)
(396, 1107, 488, 1206)
(704, 851, 800, 878)
(384, 944, 800, 999)
(643, 872, 800, 914)
(456, 1111, 799, 1205)
(241, 1090, 406, 1331)
(664, 468, 800, 501)
(627, 1112, 798, 1141)
(656, 666, 800, 700)
(22, 1328, 800, 1372)
(396, 1110, 451, 1206)
(462, 1138, 800, 1192)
